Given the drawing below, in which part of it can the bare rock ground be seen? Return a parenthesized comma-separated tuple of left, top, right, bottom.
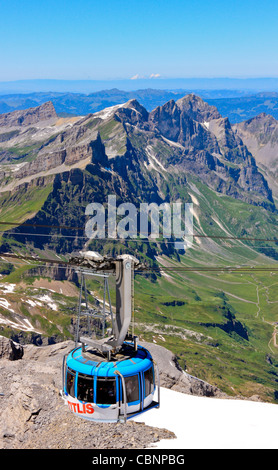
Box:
(0, 336, 225, 449)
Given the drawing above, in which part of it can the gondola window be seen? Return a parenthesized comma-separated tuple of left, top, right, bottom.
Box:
(125, 375, 139, 403)
(144, 367, 154, 397)
(96, 377, 116, 404)
(77, 374, 94, 402)
(66, 368, 76, 397)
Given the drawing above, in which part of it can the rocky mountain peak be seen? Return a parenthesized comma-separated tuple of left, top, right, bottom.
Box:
(114, 99, 149, 125)
(233, 112, 278, 198)
(256, 112, 268, 119)
(148, 98, 181, 141)
(249, 112, 277, 127)
(176, 93, 222, 123)
(124, 98, 146, 111)
(234, 112, 278, 137)
(176, 93, 202, 106)
(0, 101, 57, 128)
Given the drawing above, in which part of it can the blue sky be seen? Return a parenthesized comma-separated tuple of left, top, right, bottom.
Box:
(1, 0, 278, 81)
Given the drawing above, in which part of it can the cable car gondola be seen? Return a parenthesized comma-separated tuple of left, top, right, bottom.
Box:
(61, 253, 160, 422)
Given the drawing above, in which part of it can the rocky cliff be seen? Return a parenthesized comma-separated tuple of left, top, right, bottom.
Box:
(233, 112, 278, 199)
(0, 101, 57, 128)
(111, 95, 275, 209)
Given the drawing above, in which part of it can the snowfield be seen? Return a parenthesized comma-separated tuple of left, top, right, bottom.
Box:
(0, 298, 15, 312)
(0, 283, 16, 294)
(133, 387, 278, 449)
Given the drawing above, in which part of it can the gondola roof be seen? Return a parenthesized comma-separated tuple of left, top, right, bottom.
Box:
(66, 343, 153, 377)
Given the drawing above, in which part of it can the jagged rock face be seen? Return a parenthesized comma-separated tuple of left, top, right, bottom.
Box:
(0, 336, 24, 360)
(112, 95, 271, 208)
(148, 97, 220, 152)
(234, 113, 278, 170)
(233, 112, 278, 199)
(148, 99, 181, 140)
(235, 112, 278, 144)
(0, 101, 57, 127)
(175, 94, 221, 122)
(135, 96, 273, 208)
(0, 94, 275, 219)
(90, 132, 109, 166)
(115, 99, 149, 127)
(208, 117, 249, 163)
(14, 125, 101, 179)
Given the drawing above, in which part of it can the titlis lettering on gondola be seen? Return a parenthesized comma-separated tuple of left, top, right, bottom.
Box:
(67, 400, 94, 414)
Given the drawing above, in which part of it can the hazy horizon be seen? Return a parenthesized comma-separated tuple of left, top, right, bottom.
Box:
(1, 77, 278, 95)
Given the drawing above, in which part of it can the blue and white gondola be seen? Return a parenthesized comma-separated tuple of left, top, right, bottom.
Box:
(61, 342, 159, 422)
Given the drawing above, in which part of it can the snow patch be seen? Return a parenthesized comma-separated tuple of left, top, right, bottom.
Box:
(161, 136, 184, 149)
(134, 387, 278, 449)
(160, 270, 173, 279)
(25, 299, 37, 308)
(145, 146, 167, 172)
(93, 103, 125, 120)
(0, 315, 38, 332)
(0, 298, 14, 313)
(36, 294, 58, 311)
(40, 287, 56, 293)
(194, 236, 202, 245)
(23, 299, 43, 308)
(0, 283, 16, 294)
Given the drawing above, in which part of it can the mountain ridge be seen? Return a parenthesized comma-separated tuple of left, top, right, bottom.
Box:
(0, 101, 57, 127)
(0, 94, 275, 212)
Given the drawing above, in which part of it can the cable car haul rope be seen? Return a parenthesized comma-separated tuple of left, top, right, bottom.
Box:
(1, 250, 278, 273)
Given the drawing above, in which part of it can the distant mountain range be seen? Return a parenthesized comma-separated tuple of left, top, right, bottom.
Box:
(1, 88, 278, 124)
(1, 77, 278, 94)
